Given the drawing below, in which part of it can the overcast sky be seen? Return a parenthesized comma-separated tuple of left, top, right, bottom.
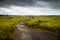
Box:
(0, 0, 60, 15)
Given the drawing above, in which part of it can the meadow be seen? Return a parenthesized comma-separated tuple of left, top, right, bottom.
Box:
(0, 15, 60, 40)
(0, 15, 28, 40)
(25, 16, 60, 34)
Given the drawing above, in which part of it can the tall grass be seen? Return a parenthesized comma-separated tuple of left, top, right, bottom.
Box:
(25, 16, 60, 33)
(0, 15, 27, 40)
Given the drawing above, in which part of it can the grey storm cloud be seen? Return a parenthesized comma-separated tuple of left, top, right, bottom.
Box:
(0, 0, 60, 15)
(0, 0, 60, 9)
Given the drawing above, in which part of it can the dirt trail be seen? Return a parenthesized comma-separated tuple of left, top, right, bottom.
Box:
(13, 22, 60, 40)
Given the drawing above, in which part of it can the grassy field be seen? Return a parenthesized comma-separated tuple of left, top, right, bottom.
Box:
(0, 15, 28, 40)
(0, 15, 60, 40)
(25, 16, 60, 33)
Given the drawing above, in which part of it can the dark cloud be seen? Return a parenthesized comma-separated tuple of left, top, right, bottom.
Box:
(16, 0, 34, 3)
(0, 0, 60, 15)
(0, 0, 35, 7)
(0, 0, 60, 9)
(38, 0, 60, 2)
(38, 0, 60, 9)
(0, 0, 4, 2)
(0, 0, 35, 4)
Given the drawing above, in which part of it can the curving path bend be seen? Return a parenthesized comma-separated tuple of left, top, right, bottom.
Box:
(15, 22, 60, 40)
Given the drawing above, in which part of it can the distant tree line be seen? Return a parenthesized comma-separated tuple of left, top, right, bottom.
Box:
(0, 14, 9, 16)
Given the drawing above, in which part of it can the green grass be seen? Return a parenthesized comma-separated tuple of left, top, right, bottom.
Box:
(0, 15, 60, 40)
(0, 15, 28, 40)
(25, 16, 60, 33)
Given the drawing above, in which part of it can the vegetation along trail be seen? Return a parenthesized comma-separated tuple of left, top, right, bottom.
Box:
(15, 22, 60, 40)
